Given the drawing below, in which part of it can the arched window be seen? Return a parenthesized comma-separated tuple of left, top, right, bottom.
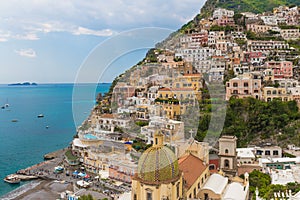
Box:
(267, 90, 271, 95)
(225, 149, 229, 154)
(233, 83, 238, 87)
(146, 189, 153, 200)
(224, 159, 230, 168)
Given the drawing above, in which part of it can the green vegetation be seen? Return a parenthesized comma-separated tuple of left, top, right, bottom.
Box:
(288, 39, 300, 51)
(65, 149, 78, 161)
(279, 25, 300, 29)
(132, 139, 152, 152)
(78, 194, 94, 200)
(247, 170, 271, 197)
(145, 48, 158, 63)
(249, 170, 300, 199)
(210, 25, 235, 33)
(246, 31, 284, 41)
(155, 98, 180, 104)
(215, 0, 300, 14)
(196, 97, 300, 147)
(135, 121, 149, 127)
(243, 170, 300, 199)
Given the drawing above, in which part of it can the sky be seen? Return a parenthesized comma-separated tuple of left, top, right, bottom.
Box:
(0, 0, 206, 83)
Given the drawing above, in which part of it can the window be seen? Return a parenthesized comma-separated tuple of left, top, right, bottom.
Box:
(225, 149, 229, 154)
(244, 82, 249, 87)
(233, 82, 238, 87)
(265, 150, 271, 155)
(204, 193, 209, 200)
(133, 194, 137, 200)
(267, 90, 271, 95)
(147, 192, 152, 200)
(194, 188, 196, 198)
(177, 183, 180, 198)
(273, 150, 279, 156)
(224, 159, 230, 168)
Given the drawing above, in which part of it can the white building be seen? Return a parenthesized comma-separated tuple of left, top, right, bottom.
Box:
(260, 15, 278, 26)
(237, 148, 256, 164)
(199, 173, 249, 200)
(213, 8, 234, 19)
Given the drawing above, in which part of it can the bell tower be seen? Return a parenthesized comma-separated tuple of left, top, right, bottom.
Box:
(218, 136, 237, 176)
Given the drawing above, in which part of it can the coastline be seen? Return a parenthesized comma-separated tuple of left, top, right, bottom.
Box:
(1, 180, 74, 200)
(1, 148, 67, 199)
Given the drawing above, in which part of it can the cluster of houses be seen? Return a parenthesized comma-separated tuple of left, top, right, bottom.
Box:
(66, 5, 300, 200)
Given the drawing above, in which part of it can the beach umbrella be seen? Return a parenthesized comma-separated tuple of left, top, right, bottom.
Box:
(78, 172, 86, 177)
(73, 171, 79, 175)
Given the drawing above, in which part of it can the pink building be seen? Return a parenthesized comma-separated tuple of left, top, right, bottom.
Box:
(113, 83, 136, 106)
(243, 52, 265, 64)
(109, 161, 136, 183)
(265, 61, 293, 79)
(226, 74, 262, 100)
(216, 16, 235, 26)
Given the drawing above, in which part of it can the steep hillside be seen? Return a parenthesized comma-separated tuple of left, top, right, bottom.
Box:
(215, 0, 300, 14)
(157, 0, 300, 49)
(104, 0, 300, 148)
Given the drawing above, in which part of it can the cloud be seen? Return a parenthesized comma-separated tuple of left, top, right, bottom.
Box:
(0, 38, 8, 42)
(0, 0, 206, 41)
(15, 48, 37, 58)
(14, 33, 39, 40)
(72, 27, 114, 37)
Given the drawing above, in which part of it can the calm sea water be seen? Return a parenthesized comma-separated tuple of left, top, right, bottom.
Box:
(0, 83, 110, 197)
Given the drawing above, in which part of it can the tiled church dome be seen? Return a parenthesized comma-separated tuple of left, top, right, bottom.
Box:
(137, 132, 179, 183)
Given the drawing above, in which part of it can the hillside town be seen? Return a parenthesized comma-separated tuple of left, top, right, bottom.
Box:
(61, 5, 300, 200)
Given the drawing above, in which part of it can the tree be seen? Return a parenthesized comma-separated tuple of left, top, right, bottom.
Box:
(78, 194, 94, 200)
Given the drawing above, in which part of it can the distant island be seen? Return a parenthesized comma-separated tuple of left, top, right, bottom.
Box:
(8, 82, 38, 86)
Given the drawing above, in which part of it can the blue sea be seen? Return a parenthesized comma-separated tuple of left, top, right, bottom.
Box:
(0, 83, 110, 197)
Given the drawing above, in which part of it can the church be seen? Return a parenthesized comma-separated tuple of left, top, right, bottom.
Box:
(130, 133, 250, 200)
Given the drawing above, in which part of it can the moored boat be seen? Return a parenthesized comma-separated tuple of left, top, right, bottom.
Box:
(37, 114, 44, 118)
(4, 175, 21, 184)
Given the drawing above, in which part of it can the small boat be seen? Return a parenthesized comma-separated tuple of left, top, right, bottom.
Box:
(4, 175, 21, 184)
(1, 106, 5, 109)
(11, 119, 18, 122)
(37, 114, 44, 118)
(5, 103, 9, 108)
(46, 126, 49, 129)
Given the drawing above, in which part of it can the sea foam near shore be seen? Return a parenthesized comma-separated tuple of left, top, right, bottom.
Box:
(0, 180, 42, 200)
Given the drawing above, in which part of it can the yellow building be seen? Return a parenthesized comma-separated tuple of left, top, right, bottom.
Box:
(157, 87, 199, 101)
(131, 132, 211, 200)
(173, 74, 202, 91)
(263, 87, 292, 102)
(131, 132, 184, 200)
(179, 154, 210, 199)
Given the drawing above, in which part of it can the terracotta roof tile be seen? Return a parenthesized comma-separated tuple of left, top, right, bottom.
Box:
(183, 74, 201, 77)
(178, 154, 207, 189)
(100, 114, 114, 119)
(158, 87, 194, 92)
